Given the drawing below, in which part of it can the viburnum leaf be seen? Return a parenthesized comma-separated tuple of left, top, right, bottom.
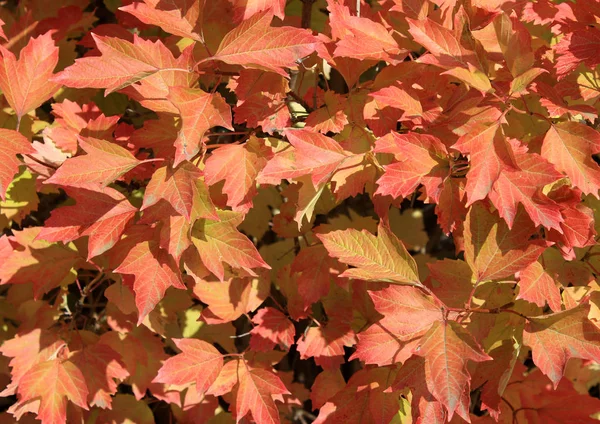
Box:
(554, 28, 600, 79)
(191, 210, 270, 280)
(413, 320, 491, 421)
(296, 322, 356, 369)
(118, 0, 204, 41)
(328, 1, 406, 63)
(488, 149, 563, 231)
(453, 122, 517, 205)
(250, 307, 295, 352)
(192, 275, 269, 324)
(351, 285, 441, 366)
(167, 87, 233, 166)
(517, 261, 562, 312)
(0, 32, 60, 120)
(236, 366, 290, 424)
(113, 231, 186, 324)
(45, 137, 146, 188)
(407, 17, 491, 92)
(37, 185, 138, 259)
(69, 336, 129, 408)
(0, 129, 34, 200)
(313, 367, 401, 424)
(541, 122, 600, 197)
(153, 338, 223, 395)
(15, 358, 89, 424)
(208, 11, 317, 77)
(141, 162, 218, 222)
(258, 129, 351, 187)
(52, 34, 188, 94)
(204, 136, 272, 212)
(374, 131, 449, 201)
(464, 203, 548, 282)
(317, 225, 421, 286)
(368, 85, 423, 118)
(233, 0, 287, 20)
(0, 228, 79, 298)
(523, 303, 600, 388)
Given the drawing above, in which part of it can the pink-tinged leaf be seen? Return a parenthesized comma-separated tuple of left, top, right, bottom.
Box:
(488, 150, 563, 231)
(407, 17, 491, 92)
(52, 34, 186, 94)
(236, 367, 290, 424)
(204, 136, 272, 212)
(493, 13, 534, 78)
(523, 303, 600, 388)
(142, 162, 217, 221)
(554, 28, 600, 79)
(297, 322, 356, 369)
(310, 369, 345, 410)
(517, 261, 561, 312)
(413, 320, 491, 421)
(191, 210, 270, 281)
(167, 87, 233, 166)
(250, 307, 295, 351)
(453, 122, 517, 205)
(119, 0, 204, 41)
(210, 11, 317, 77)
(0, 228, 80, 298)
(114, 236, 186, 324)
(0, 129, 34, 200)
(45, 137, 145, 188)
(290, 244, 343, 309)
(351, 285, 441, 366)
(0, 18, 6, 41)
(70, 340, 129, 408)
(374, 132, 449, 201)
(233, 0, 286, 21)
(153, 338, 223, 395)
(464, 203, 548, 282)
(258, 129, 350, 187)
(0, 32, 60, 119)
(313, 368, 402, 424)
(317, 225, 421, 286)
(369, 85, 423, 117)
(38, 185, 137, 259)
(305, 91, 349, 134)
(15, 359, 89, 424)
(332, 6, 405, 63)
(542, 122, 600, 197)
(159, 215, 191, 265)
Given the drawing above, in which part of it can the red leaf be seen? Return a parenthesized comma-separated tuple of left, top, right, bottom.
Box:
(114, 232, 186, 323)
(209, 11, 317, 77)
(153, 338, 223, 395)
(0, 129, 34, 200)
(517, 261, 562, 312)
(413, 320, 491, 421)
(204, 136, 272, 212)
(0, 32, 59, 119)
(15, 358, 89, 424)
(142, 162, 217, 221)
(523, 303, 600, 388)
(38, 185, 137, 259)
(45, 137, 146, 188)
(236, 366, 290, 424)
(250, 307, 295, 352)
(167, 87, 233, 166)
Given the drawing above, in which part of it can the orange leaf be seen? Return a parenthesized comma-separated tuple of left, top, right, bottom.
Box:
(168, 87, 233, 166)
(236, 366, 290, 424)
(153, 338, 223, 395)
(523, 303, 600, 388)
(16, 359, 89, 424)
(210, 11, 317, 77)
(0, 129, 34, 200)
(0, 32, 59, 119)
